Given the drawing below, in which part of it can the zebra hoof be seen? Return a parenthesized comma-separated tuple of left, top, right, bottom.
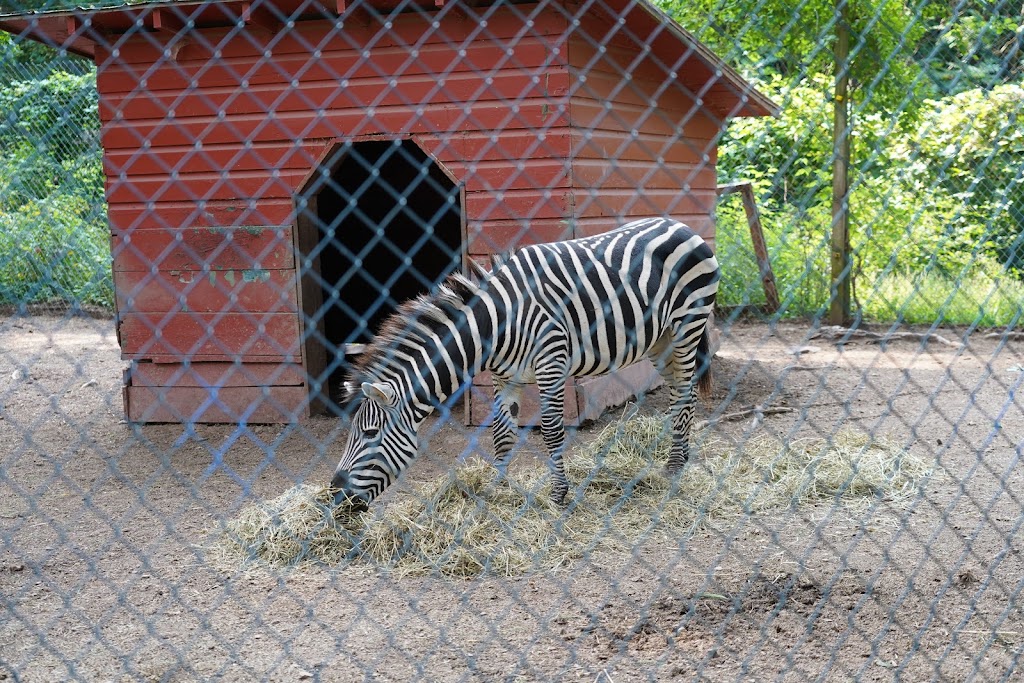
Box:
(662, 461, 688, 478)
(551, 486, 570, 509)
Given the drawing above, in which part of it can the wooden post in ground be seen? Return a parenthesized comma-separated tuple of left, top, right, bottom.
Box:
(717, 182, 780, 314)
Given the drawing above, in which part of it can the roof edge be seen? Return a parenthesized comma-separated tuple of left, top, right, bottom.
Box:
(632, 0, 779, 118)
(0, 0, 780, 117)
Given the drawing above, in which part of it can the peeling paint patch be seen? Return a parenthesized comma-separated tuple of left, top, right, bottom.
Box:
(242, 269, 271, 283)
(196, 225, 278, 236)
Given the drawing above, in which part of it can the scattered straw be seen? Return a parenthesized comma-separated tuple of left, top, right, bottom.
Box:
(216, 485, 365, 567)
(213, 416, 930, 577)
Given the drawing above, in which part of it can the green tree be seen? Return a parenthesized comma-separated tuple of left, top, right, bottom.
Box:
(916, 1, 1024, 94)
(658, 0, 929, 110)
(0, 69, 103, 208)
(0, 32, 110, 308)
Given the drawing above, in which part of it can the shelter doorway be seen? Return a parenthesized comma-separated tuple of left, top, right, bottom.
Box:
(297, 139, 464, 410)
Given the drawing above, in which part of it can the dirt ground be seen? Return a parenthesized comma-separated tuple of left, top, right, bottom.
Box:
(1, 313, 1022, 682)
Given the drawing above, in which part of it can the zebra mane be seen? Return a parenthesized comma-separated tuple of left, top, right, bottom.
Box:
(344, 272, 484, 400)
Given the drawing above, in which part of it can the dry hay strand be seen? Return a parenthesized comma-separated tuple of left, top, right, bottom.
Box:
(214, 416, 930, 578)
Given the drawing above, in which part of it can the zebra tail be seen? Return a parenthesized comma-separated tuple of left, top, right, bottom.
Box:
(695, 324, 713, 400)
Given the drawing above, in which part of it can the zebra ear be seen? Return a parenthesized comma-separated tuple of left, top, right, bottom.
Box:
(343, 381, 358, 400)
(361, 381, 398, 406)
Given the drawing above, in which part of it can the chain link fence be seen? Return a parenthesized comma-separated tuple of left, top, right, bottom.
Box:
(1, 0, 1023, 680)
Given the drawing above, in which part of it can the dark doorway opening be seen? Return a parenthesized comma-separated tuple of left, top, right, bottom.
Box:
(300, 139, 463, 408)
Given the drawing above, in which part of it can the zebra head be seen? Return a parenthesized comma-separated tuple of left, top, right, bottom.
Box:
(331, 381, 418, 510)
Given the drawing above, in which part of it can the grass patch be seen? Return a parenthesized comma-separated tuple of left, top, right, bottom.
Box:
(861, 271, 1024, 326)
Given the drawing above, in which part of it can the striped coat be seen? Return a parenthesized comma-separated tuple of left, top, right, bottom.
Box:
(332, 217, 719, 509)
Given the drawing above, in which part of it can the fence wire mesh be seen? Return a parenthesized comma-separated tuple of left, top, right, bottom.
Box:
(1, 0, 1023, 680)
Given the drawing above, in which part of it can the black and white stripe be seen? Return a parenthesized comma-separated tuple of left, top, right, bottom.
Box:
(332, 217, 720, 508)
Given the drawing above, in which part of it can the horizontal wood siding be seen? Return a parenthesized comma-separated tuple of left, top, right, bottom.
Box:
(127, 361, 306, 387)
(123, 358, 309, 423)
(118, 312, 300, 361)
(107, 198, 298, 232)
(96, 4, 574, 377)
(113, 269, 297, 314)
(111, 226, 294, 272)
(87, 1, 736, 424)
(565, 14, 720, 241)
(124, 385, 309, 423)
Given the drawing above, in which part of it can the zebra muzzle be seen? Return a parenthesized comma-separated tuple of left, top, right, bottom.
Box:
(330, 471, 370, 511)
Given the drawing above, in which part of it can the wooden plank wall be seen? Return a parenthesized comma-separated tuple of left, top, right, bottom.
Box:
(565, 8, 720, 244)
(467, 5, 723, 427)
(97, 4, 577, 422)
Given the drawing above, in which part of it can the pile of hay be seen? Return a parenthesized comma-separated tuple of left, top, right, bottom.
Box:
(216, 484, 365, 567)
(214, 417, 930, 577)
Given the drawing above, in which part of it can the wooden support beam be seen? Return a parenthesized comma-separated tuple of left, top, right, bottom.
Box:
(830, 0, 852, 325)
(64, 15, 81, 38)
(241, 2, 280, 32)
(149, 8, 184, 35)
(717, 182, 780, 314)
(65, 15, 105, 41)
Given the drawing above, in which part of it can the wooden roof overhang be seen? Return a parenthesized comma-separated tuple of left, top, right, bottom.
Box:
(0, 0, 778, 119)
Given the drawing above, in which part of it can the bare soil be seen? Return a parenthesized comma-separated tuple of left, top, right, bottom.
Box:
(1, 314, 1022, 682)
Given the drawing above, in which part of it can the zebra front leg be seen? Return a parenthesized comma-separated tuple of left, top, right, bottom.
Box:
(491, 377, 522, 472)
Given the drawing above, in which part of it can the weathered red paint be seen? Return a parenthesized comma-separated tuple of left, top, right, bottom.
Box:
(127, 361, 305, 387)
(124, 385, 309, 423)
(111, 226, 295, 272)
(118, 312, 301, 360)
(113, 269, 297, 314)
(1, 0, 775, 424)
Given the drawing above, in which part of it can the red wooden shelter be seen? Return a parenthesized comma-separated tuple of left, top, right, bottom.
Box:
(1, 0, 776, 424)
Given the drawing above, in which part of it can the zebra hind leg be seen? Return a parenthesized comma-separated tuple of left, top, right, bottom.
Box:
(535, 374, 571, 507)
(665, 378, 697, 474)
(659, 320, 708, 475)
(651, 360, 692, 475)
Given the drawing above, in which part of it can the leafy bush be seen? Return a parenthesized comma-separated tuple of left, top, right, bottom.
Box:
(0, 58, 110, 309)
(0, 194, 112, 308)
(907, 84, 1024, 273)
(715, 72, 1024, 325)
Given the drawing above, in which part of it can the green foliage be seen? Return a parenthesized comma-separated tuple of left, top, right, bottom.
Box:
(660, 0, 1024, 326)
(0, 70, 99, 165)
(916, 2, 1024, 94)
(657, 0, 929, 112)
(715, 73, 1024, 325)
(0, 194, 112, 307)
(861, 271, 1024, 327)
(0, 50, 110, 309)
(716, 192, 833, 317)
(0, 29, 90, 77)
(720, 74, 835, 212)
(906, 84, 1024, 272)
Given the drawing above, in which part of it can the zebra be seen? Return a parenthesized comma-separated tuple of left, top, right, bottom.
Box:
(331, 216, 720, 510)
